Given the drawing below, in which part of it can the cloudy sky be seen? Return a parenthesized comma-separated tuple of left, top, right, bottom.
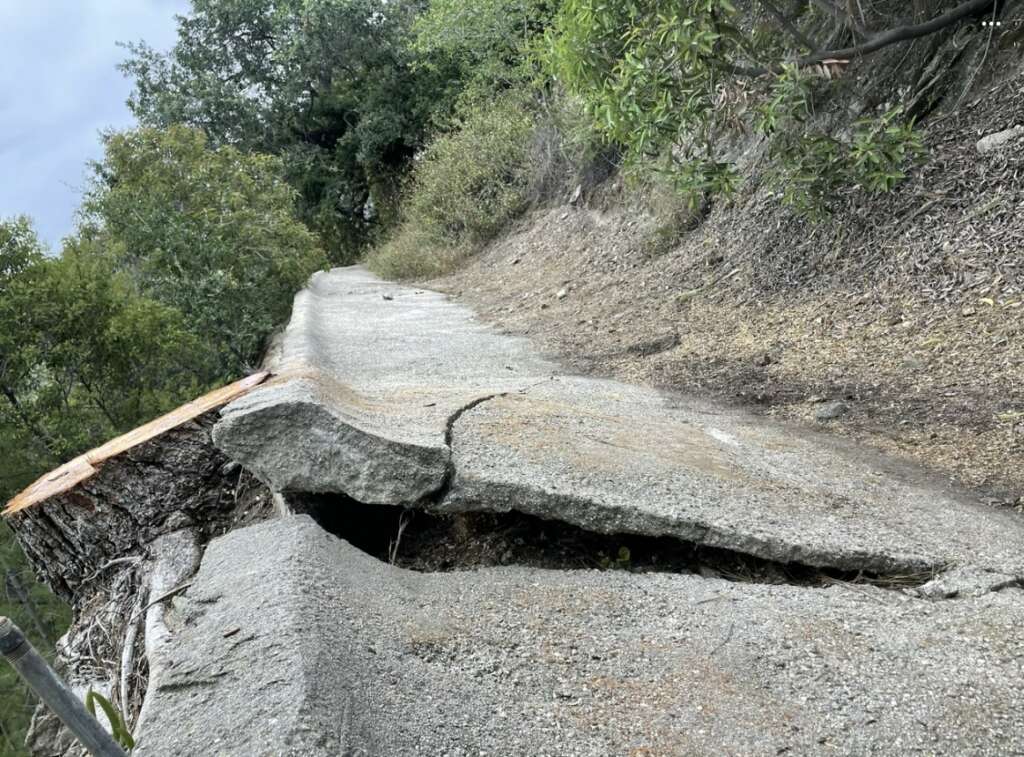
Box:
(0, 1, 188, 248)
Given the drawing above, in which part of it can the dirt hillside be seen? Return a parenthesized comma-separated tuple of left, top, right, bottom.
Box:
(433, 46, 1024, 508)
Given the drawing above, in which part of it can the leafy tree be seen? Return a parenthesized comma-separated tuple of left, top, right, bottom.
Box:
(120, 0, 447, 259)
(82, 126, 327, 378)
(0, 219, 56, 460)
(404, 93, 538, 245)
(546, 0, 981, 213)
(0, 219, 72, 757)
(1, 220, 207, 462)
(411, 0, 555, 110)
(0, 124, 324, 747)
(1, 126, 325, 490)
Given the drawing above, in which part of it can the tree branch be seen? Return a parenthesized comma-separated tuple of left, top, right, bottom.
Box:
(808, 0, 993, 62)
(734, 0, 994, 76)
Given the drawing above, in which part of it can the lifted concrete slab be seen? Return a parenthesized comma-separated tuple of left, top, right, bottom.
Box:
(214, 268, 553, 503)
(445, 376, 1024, 576)
(133, 517, 1024, 757)
(214, 267, 1024, 579)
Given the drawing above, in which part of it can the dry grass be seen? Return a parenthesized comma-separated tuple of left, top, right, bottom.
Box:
(365, 223, 473, 280)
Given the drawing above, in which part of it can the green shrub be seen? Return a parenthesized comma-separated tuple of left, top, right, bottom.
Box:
(83, 126, 328, 376)
(547, 0, 744, 203)
(363, 222, 473, 281)
(847, 108, 924, 193)
(408, 95, 535, 243)
(366, 93, 536, 279)
(756, 68, 924, 217)
(547, 0, 928, 216)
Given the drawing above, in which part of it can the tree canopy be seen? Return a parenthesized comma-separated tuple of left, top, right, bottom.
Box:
(83, 126, 326, 377)
(120, 0, 447, 259)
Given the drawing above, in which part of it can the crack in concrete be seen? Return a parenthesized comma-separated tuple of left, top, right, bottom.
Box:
(293, 493, 955, 594)
(416, 392, 512, 507)
(228, 383, 1020, 599)
(212, 268, 1024, 599)
(264, 385, 1011, 597)
(443, 393, 510, 450)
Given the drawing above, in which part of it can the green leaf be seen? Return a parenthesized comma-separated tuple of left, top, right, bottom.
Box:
(85, 689, 136, 750)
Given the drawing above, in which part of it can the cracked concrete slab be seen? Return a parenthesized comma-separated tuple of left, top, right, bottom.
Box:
(133, 517, 1024, 756)
(444, 376, 1024, 577)
(214, 267, 553, 503)
(214, 266, 1024, 578)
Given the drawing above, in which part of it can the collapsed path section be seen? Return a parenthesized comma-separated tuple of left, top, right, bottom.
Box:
(133, 516, 1024, 756)
(214, 267, 554, 503)
(214, 267, 1024, 583)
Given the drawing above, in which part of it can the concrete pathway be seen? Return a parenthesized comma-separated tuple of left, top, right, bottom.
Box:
(133, 267, 1024, 755)
(133, 517, 1024, 756)
(215, 267, 1024, 583)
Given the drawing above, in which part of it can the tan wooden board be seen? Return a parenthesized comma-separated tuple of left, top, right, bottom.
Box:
(3, 372, 269, 516)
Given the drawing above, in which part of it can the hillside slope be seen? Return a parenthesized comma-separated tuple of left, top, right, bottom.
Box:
(433, 55, 1024, 506)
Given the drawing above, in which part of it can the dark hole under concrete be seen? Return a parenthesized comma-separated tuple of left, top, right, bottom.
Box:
(290, 493, 929, 589)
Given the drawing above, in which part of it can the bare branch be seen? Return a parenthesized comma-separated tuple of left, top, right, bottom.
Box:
(732, 0, 995, 76)
(809, 0, 993, 63)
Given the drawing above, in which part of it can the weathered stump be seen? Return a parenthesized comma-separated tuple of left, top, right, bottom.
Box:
(2, 375, 272, 756)
(7, 415, 269, 604)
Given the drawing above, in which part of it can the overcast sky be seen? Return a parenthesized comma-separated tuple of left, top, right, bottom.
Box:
(0, 1, 188, 249)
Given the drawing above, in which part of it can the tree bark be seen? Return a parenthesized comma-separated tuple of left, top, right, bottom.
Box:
(4, 411, 273, 756)
(5, 413, 266, 604)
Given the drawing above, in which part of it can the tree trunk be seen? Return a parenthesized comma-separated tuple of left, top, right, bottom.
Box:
(5, 414, 267, 603)
(4, 411, 273, 756)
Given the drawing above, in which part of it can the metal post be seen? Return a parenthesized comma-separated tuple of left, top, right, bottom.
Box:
(0, 617, 127, 757)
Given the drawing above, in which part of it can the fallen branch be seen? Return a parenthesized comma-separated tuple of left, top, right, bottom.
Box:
(119, 590, 146, 727)
(137, 581, 193, 616)
(710, 622, 736, 656)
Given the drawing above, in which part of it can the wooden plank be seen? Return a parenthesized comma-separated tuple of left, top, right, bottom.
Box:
(3, 372, 269, 516)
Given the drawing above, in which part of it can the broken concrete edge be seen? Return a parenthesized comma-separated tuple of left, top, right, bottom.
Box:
(912, 566, 1024, 600)
(130, 515, 1024, 756)
(213, 371, 544, 505)
(439, 475, 942, 580)
(3, 372, 270, 516)
(248, 389, 1014, 598)
(213, 376, 453, 505)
